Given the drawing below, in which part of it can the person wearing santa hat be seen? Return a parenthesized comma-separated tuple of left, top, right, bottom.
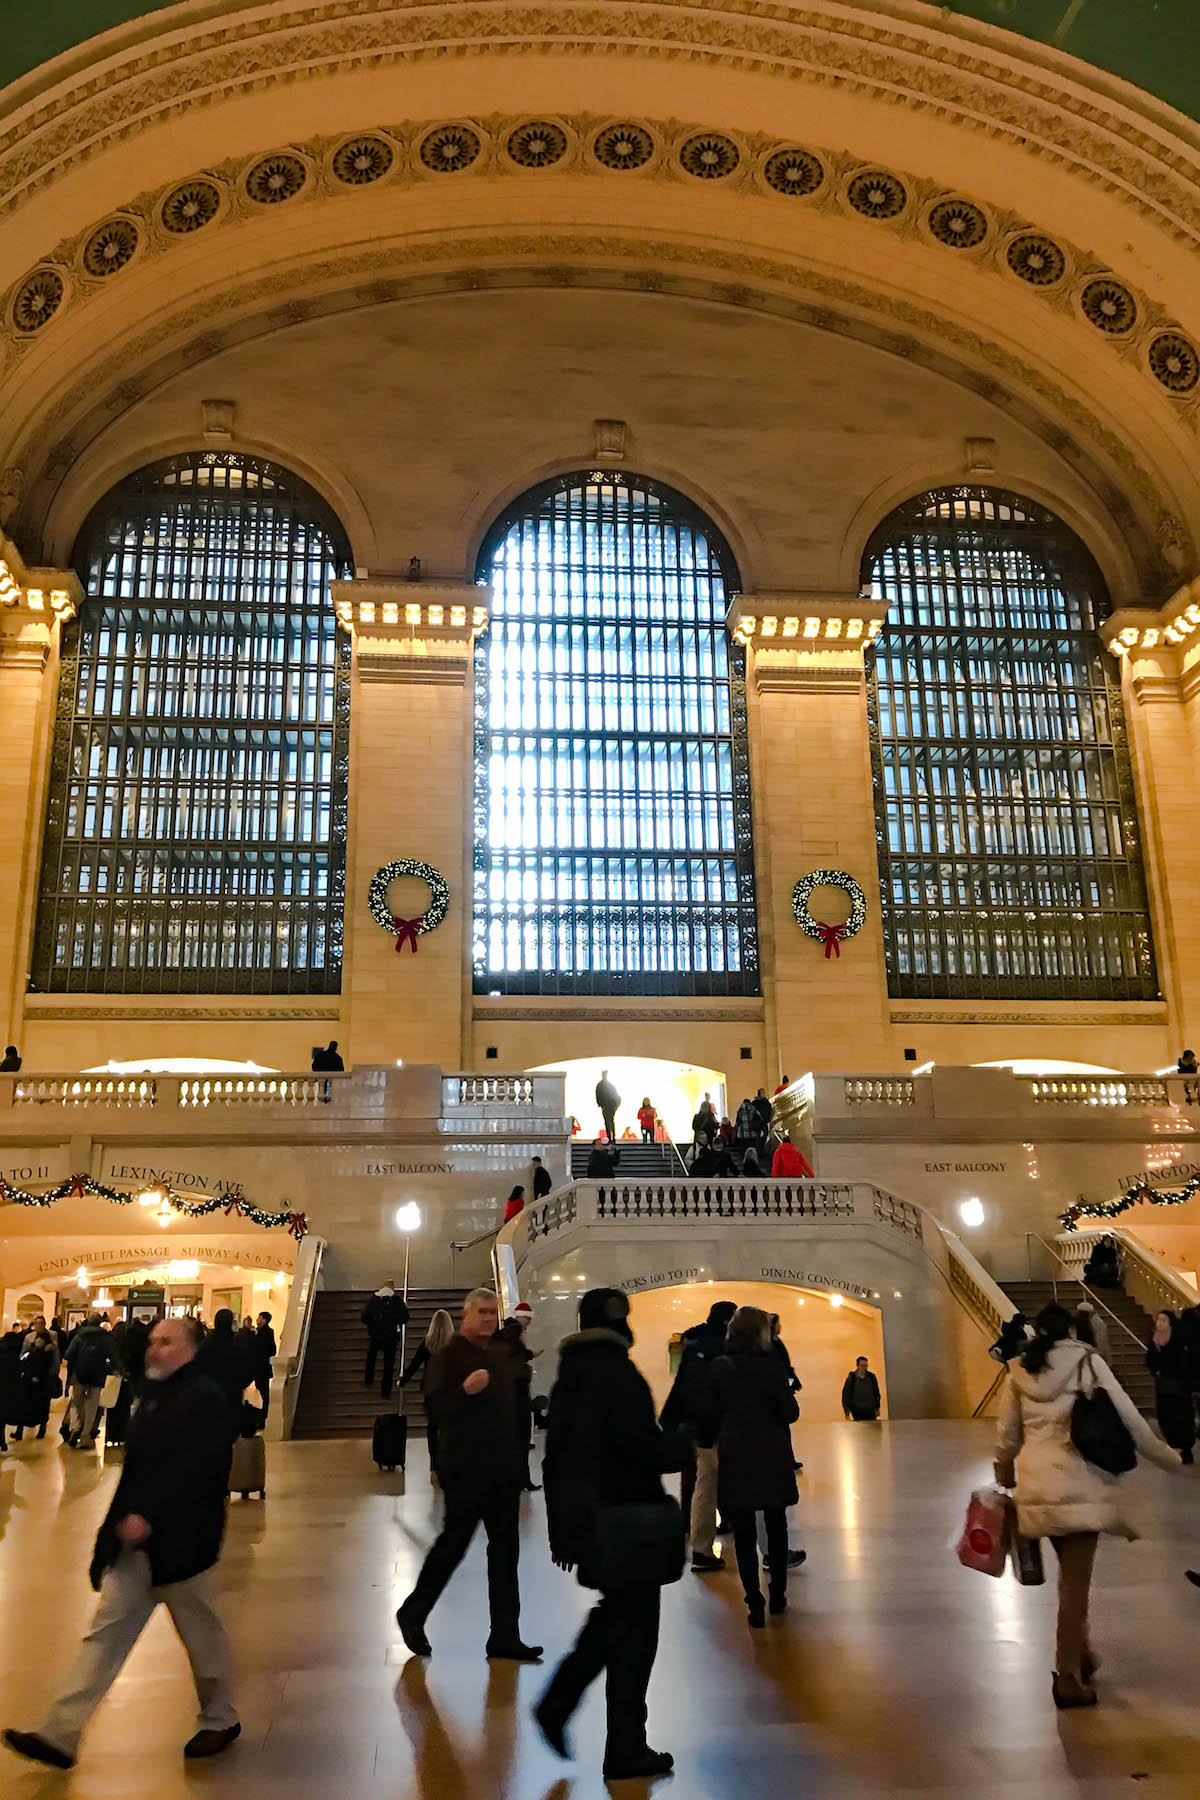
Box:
(496, 1304, 539, 1491)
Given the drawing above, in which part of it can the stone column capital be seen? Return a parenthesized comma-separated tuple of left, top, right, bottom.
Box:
(0, 532, 81, 670)
(726, 591, 890, 694)
(331, 579, 490, 685)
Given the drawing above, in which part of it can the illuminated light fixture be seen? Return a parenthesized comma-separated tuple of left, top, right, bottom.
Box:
(829, 1293, 844, 1308)
(802, 617, 821, 638)
(359, 601, 376, 623)
(156, 1198, 173, 1225)
(395, 1201, 422, 1233)
(381, 601, 399, 625)
(958, 1196, 986, 1229)
(275, 1270, 287, 1284)
(25, 589, 45, 611)
(76, 1265, 89, 1288)
(450, 605, 466, 628)
(137, 1183, 168, 1209)
(761, 616, 778, 636)
(166, 1260, 200, 1281)
(846, 618, 864, 639)
(405, 602, 421, 625)
(781, 616, 799, 637)
(825, 617, 843, 637)
(428, 605, 444, 626)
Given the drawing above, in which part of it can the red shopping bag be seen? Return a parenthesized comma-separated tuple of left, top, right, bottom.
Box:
(955, 1484, 1008, 1577)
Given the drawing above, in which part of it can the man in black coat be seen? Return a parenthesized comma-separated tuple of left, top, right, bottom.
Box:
(362, 1283, 409, 1397)
(660, 1300, 736, 1571)
(535, 1287, 687, 1784)
(594, 1070, 620, 1142)
(195, 1308, 255, 1438)
(396, 1289, 540, 1662)
(531, 1156, 552, 1202)
(253, 1311, 277, 1416)
(3, 1317, 240, 1771)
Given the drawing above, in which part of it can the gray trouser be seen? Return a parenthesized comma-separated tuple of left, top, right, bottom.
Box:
(68, 1383, 102, 1440)
(41, 1548, 237, 1755)
(690, 1446, 719, 1556)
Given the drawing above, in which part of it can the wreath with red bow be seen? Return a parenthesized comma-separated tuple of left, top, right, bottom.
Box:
(792, 869, 867, 959)
(367, 859, 450, 953)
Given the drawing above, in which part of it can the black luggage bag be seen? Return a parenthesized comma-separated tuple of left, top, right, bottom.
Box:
(373, 1411, 407, 1470)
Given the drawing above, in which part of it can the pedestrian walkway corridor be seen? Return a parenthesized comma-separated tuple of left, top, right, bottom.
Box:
(1, 1422, 1198, 1798)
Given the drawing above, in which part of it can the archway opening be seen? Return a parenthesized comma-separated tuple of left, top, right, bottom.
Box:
(527, 1054, 726, 1145)
(626, 1280, 887, 1422)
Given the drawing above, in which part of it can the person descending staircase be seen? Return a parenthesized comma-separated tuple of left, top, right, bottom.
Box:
(292, 1288, 469, 1439)
(570, 1139, 684, 1180)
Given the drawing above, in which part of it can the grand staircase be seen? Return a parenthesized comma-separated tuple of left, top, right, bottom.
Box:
(998, 1278, 1155, 1412)
(291, 1287, 469, 1439)
(570, 1139, 684, 1179)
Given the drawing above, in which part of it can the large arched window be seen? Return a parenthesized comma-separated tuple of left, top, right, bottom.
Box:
(865, 486, 1157, 1000)
(32, 452, 352, 994)
(473, 471, 759, 995)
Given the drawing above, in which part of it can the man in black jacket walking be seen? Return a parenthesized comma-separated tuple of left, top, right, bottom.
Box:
(3, 1317, 240, 1771)
(362, 1283, 409, 1397)
(660, 1300, 736, 1571)
(395, 1289, 541, 1662)
(535, 1287, 686, 1783)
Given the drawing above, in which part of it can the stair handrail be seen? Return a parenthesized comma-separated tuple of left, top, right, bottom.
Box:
(451, 1225, 500, 1253)
(278, 1233, 324, 1438)
(1025, 1231, 1147, 1348)
(1053, 1226, 1197, 1323)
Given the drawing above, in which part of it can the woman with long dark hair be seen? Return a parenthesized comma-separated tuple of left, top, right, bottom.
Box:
(503, 1186, 526, 1224)
(1147, 1310, 1195, 1463)
(996, 1303, 1180, 1708)
(699, 1305, 799, 1628)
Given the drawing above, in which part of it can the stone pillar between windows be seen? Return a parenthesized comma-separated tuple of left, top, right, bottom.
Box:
(1105, 588, 1200, 1043)
(0, 537, 80, 1046)
(335, 580, 488, 1068)
(731, 594, 891, 1078)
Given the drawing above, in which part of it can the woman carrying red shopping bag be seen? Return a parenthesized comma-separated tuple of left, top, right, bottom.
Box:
(993, 1303, 1181, 1710)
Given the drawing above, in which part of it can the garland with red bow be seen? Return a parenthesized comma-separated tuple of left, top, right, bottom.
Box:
(0, 1173, 307, 1239)
(1060, 1175, 1200, 1232)
(793, 869, 867, 959)
(367, 858, 450, 954)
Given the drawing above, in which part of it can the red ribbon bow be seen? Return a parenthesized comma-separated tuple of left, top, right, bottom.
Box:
(392, 916, 422, 954)
(223, 1196, 245, 1218)
(287, 1211, 308, 1241)
(66, 1172, 89, 1198)
(816, 921, 847, 959)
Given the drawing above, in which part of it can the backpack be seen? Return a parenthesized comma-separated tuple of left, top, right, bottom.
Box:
(71, 1330, 111, 1388)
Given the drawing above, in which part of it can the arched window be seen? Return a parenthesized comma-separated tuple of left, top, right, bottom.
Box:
(32, 452, 352, 994)
(473, 471, 759, 995)
(864, 486, 1157, 1000)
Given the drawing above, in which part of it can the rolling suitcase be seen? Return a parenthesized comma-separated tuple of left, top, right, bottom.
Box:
(229, 1430, 267, 1499)
(373, 1411, 407, 1471)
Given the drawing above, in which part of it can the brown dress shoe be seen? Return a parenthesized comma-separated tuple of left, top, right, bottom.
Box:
(183, 1722, 241, 1758)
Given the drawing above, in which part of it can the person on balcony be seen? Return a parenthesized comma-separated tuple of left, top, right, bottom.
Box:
(595, 1070, 620, 1142)
(637, 1098, 657, 1143)
(503, 1185, 526, 1224)
(771, 1139, 814, 1179)
(1178, 1048, 1198, 1075)
(0, 1045, 20, 1072)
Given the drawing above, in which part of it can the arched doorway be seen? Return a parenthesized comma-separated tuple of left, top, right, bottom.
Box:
(527, 1055, 726, 1146)
(625, 1280, 887, 1422)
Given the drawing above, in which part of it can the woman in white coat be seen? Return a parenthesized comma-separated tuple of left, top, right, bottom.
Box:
(995, 1303, 1180, 1709)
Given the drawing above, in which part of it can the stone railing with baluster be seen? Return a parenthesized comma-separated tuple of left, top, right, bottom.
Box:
(1055, 1227, 1197, 1317)
(8, 1075, 158, 1108)
(178, 1076, 327, 1108)
(844, 1077, 916, 1108)
(1026, 1076, 1170, 1109)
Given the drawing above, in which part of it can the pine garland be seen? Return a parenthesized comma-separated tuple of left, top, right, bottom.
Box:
(1060, 1177, 1200, 1232)
(0, 1173, 307, 1240)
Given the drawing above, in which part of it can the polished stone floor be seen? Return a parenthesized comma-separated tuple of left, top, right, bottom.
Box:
(1, 1415, 1199, 1798)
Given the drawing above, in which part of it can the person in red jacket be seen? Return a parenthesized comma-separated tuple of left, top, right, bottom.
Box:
(771, 1140, 814, 1179)
(503, 1186, 526, 1224)
(637, 1098, 657, 1143)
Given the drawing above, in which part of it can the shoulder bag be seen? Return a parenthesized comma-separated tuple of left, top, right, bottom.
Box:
(1070, 1352, 1137, 1476)
(591, 1496, 686, 1588)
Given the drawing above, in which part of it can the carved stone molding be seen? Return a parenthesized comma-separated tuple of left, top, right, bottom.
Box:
(355, 651, 468, 684)
(4, 0, 1200, 257)
(754, 662, 865, 694)
(475, 1003, 764, 1021)
(889, 1008, 1167, 1025)
(21, 1002, 342, 1019)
